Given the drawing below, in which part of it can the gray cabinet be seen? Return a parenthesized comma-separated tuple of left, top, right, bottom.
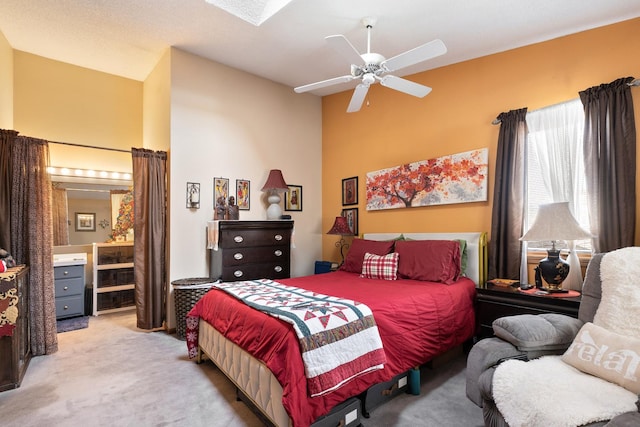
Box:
(54, 264, 85, 319)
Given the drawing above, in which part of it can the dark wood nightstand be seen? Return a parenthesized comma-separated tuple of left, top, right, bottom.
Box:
(475, 284, 582, 338)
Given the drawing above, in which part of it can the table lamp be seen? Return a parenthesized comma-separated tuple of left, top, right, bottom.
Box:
(520, 202, 593, 291)
(261, 169, 288, 220)
(327, 216, 354, 267)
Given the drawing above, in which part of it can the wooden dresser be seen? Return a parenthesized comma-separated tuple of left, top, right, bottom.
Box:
(210, 220, 293, 281)
(0, 265, 31, 391)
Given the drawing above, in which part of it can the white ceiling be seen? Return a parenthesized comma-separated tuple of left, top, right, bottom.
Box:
(1, 0, 639, 96)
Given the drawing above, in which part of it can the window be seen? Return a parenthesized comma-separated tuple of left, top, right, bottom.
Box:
(524, 99, 591, 251)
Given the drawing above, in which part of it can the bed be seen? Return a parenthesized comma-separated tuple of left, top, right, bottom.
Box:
(186, 231, 487, 427)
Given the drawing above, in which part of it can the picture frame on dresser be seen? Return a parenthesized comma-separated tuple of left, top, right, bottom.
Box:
(285, 185, 302, 211)
(342, 176, 358, 206)
(75, 212, 95, 232)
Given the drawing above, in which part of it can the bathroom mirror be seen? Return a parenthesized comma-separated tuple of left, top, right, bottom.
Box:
(53, 176, 131, 246)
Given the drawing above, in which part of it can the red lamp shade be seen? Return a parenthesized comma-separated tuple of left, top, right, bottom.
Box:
(327, 216, 353, 235)
(261, 169, 288, 191)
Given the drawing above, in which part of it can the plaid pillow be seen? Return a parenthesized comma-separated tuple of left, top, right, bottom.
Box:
(361, 252, 399, 280)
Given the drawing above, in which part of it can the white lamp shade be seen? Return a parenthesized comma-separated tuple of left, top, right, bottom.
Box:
(520, 202, 592, 242)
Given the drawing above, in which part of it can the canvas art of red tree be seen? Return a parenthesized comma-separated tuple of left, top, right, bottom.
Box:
(366, 149, 488, 211)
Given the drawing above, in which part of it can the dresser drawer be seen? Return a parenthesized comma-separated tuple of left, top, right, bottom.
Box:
(219, 228, 291, 248)
(55, 295, 84, 319)
(221, 246, 289, 266)
(221, 262, 290, 281)
(54, 277, 84, 297)
(54, 265, 84, 280)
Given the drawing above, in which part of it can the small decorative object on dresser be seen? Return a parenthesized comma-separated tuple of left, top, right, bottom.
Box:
(342, 176, 358, 206)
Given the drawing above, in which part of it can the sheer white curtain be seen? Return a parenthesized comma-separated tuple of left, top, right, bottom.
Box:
(524, 99, 587, 290)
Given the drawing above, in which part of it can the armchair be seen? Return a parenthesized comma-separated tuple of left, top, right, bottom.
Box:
(466, 251, 640, 427)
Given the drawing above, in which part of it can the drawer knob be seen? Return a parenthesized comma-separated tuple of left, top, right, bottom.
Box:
(274, 266, 283, 273)
(233, 235, 244, 243)
(274, 234, 283, 241)
(64, 270, 69, 275)
(274, 250, 282, 257)
(64, 305, 69, 310)
(233, 253, 243, 260)
(234, 270, 244, 278)
(63, 286, 69, 291)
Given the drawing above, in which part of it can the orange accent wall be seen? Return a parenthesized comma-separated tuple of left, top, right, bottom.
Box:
(322, 18, 640, 262)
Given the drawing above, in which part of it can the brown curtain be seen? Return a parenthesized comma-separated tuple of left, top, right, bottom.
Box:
(11, 135, 57, 355)
(580, 77, 636, 252)
(488, 108, 528, 280)
(0, 129, 19, 251)
(132, 148, 167, 330)
(51, 184, 69, 246)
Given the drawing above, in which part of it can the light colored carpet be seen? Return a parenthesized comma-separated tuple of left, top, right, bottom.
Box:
(0, 311, 483, 426)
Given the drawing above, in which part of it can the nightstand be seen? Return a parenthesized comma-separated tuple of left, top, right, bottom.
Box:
(475, 284, 582, 338)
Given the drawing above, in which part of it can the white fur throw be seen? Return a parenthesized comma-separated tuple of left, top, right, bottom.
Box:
(594, 247, 640, 338)
(493, 356, 637, 427)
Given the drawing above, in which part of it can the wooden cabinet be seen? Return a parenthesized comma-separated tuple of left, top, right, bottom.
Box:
(0, 265, 31, 391)
(54, 262, 86, 319)
(93, 242, 135, 315)
(476, 284, 581, 338)
(210, 220, 293, 281)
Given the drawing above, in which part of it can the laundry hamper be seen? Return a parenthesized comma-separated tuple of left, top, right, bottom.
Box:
(172, 277, 215, 340)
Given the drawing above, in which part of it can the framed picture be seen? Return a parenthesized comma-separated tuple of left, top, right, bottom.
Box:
(284, 185, 302, 211)
(186, 182, 200, 209)
(213, 177, 229, 207)
(75, 212, 96, 232)
(342, 176, 358, 206)
(341, 208, 358, 236)
(236, 179, 250, 210)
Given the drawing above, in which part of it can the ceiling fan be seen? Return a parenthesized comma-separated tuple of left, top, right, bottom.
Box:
(294, 17, 447, 113)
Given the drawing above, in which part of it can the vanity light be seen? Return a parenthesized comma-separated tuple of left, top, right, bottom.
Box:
(48, 166, 131, 181)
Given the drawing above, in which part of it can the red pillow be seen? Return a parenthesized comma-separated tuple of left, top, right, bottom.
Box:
(361, 252, 399, 280)
(394, 240, 461, 284)
(340, 238, 395, 274)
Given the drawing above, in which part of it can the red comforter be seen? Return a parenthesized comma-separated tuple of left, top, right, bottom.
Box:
(187, 271, 476, 427)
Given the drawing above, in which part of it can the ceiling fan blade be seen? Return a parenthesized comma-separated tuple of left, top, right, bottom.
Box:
(347, 83, 370, 113)
(380, 75, 432, 98)
(325, 35, 363, 65)
(381, 39, 447, 72)
(294, 75, 355, 93)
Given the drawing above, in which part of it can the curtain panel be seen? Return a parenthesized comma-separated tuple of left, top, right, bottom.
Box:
(10, 135, 57, 355)
(0, 129, 19, 251)
(488, 108, 528, 280)
(580, 77, 636, 253)
(132, 148, 167, 330)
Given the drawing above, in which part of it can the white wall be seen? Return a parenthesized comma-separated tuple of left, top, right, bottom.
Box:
(168, 48, 323, 286)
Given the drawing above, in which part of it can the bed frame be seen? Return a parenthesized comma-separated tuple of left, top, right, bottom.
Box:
(197, 231, 488, 426)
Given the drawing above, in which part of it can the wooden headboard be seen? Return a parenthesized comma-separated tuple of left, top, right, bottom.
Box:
(362, 232, 488, 286)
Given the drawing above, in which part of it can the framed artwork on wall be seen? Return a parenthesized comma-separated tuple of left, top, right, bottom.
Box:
(186, 182, 200, 209)
(236, 179, 250, 210)
(285, 185, 302, 211)
(75, 212, 96, 232)
(341, 207, 358, 236)
(342, 176, 358, 206)
(213, 177, 229, 206)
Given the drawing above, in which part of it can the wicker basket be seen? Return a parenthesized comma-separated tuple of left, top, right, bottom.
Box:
(172, 277, 215, 340)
